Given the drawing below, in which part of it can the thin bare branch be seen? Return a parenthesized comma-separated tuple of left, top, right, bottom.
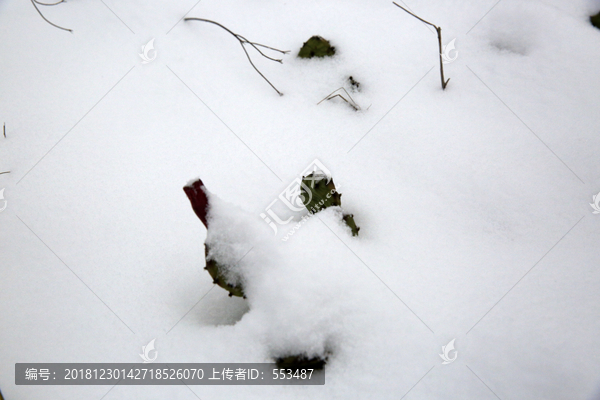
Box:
(393, 2, 449, 89)
(30, 0, 72, 32)
(239, 41, 284, 96)
(393, 2, 437, 28)
(435, 26, 450, 90)
(239, 39, 290, 54)
(329, 94, 358, 110)
(0, 171, 10, 175)
(236, 33, 289, 61)
(318, 87, 360, 111)
(184, 17, 287, 95)
(236, 34, 285, 63)
(34, 0, 65, 6)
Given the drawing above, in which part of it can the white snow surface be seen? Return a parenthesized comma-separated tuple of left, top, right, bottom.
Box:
(1, 0, 600, 399)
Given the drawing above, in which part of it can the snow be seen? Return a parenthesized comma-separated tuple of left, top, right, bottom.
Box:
(1, 0, 600, 399)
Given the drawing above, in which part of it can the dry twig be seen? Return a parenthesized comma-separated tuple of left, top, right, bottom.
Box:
(30, 0, 72, 32)
(318, 87, 360, 111)
(184, 18, 289, 96)
(393, 2, 449, 89)
(34, 0, 65, 5)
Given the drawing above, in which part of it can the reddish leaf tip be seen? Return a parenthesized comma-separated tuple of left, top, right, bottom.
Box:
(183, 178, 209, 228)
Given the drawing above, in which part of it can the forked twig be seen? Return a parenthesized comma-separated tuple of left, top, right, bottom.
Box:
(30, 0, 72, 32)
(393, 2, 449, 89)
(184, 18, 289, 96)
(318, 87, 360, 111)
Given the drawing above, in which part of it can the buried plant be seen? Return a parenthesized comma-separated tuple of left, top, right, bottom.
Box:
(183, 173, 360, 296)
(347, 76, 361, 92)
(301, 173, 360, 236)
(183, 172, 359, 371)
(592, 11, 600, 30)
(184, 179, 246, 298)
(275, 353, 328, 372)
(298, 36, 336, 58)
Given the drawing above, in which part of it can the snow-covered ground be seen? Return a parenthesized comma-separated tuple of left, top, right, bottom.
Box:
(1, 0, 600, 398)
